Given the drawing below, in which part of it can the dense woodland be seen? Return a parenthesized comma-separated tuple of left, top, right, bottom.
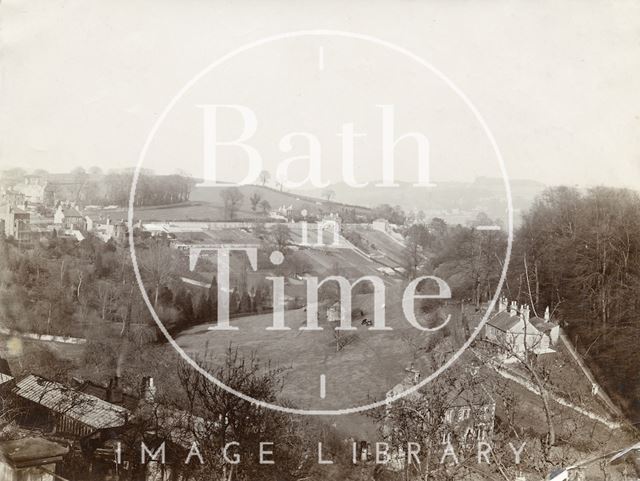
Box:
(1, 167, 196, 207)
(402, 186, 640, 424)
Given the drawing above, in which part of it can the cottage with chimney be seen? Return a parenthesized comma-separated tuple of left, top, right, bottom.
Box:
(54, 204, 86, 231)
(484, 298, 551, 354)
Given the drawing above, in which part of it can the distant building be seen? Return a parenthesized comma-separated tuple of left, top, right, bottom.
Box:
(327, 301, 344, 323)
(12, 175, 48, 204)
(385, 363, 496, 455)
(88, 217, 128, 243)
(1, 188, 25, 206)
(12, 173, 89, 207)
(372, 218, 390, 232)
(0, 204, 31, 243)
(54, 205, 86, 230)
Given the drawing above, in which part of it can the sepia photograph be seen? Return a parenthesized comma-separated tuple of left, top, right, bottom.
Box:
(1, 1, 639, 480)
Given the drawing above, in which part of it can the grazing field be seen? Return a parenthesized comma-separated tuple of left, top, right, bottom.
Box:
(115, 183, 373, 222)
(103, 202, 230, 222)
(175, 288, 438, 412)
(191, 184, 372, 217)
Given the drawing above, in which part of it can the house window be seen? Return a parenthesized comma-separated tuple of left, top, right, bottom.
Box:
(458, 407, 471, 421)
(441, 432, 451, 445)
(464, 427, 474, 443)
(445, 409, 454, 423)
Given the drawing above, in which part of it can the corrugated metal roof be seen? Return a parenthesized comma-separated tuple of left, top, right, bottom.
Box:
(14, 375, 128, 430)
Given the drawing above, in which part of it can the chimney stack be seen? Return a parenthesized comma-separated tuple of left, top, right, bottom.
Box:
(521, 304, 530, 322)
(544, 306, 550, 322)
(498, 296, 507, 313)
(509, 301, 518, 317)
(140, 376, 156, 404)
(106, 376, 124, 404)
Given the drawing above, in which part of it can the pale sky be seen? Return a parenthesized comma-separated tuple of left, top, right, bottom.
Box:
(1, 0, 639, 188)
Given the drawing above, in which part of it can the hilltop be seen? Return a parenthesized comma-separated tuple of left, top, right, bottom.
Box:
(191, 183, 372, 218)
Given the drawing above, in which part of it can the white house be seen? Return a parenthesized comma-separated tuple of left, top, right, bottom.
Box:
(485, 298, 549, 353)
(12, 175, 48, 204)
(372, 218, 389, 232)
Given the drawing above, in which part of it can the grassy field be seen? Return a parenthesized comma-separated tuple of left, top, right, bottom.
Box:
(109, 182, 373, 222)
(191, 184, 372, 218)
(99, 201, 230, 222)
(175, 287, 436, 411)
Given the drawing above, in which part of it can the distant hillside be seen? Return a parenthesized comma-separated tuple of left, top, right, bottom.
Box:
(300, 177, 546, 225)
(191, 183, 372, 219)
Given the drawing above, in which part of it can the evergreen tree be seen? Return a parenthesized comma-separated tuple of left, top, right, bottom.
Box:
(253, 286, 263, 313)
(94, 251, 104, 277)
(240, 288, 252, 313)
(230, 288, 240, 315)
(175, 287, 195, 324)
(195, 293, 210, 321)
(208, 275, 218, 322)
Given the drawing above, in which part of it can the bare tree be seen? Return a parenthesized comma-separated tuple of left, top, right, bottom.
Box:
(249, 191, 262, 212)
(220, 187, 244, 220)
(259, 199, 271, 214)
(258, 170, 270, 186)
(322, 188, 335, 202)
(333, 329, 358, 352)
(369, 367, 496, 481)
(96, 279, 117, 320)
(138, 240, 179, 308)
(478, 333, 556, 449)
(269, 224, 291, 253)
(176, 347, 309, 481)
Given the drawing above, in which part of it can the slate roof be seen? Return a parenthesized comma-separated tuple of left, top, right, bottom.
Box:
(61, 207, 83, 218)
(487, 311, 521, 331)
(13, 375, 128, 430)
(76, 380, 139, 412)
(530, 316, 559, 333)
